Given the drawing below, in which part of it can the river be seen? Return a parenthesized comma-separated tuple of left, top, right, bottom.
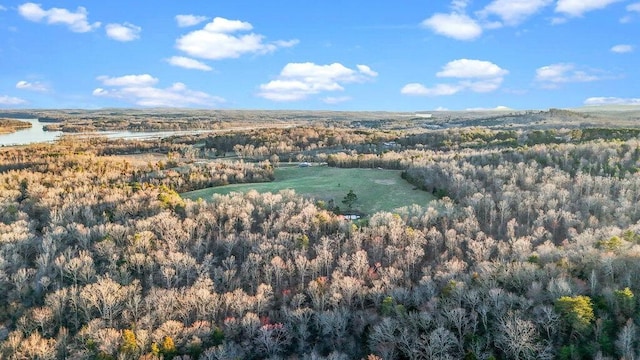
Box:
(0, 119, 211, 146)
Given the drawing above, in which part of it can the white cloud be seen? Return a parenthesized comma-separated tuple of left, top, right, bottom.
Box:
(356, 65, 378, 77)
(0, 95, 27, 105)
(402, 59, 508, 97)
(556, 0, 623, 17)
(273, 39, 300, 48)
(105, 23, 141, 42)
(204, 17, 253, 33)
(611, 44, 634, 53)
(175, 14, 208, 27)
(94, 74, 224, 108)
(15, 80, 49, 92)
(478, 0, 553, 26)
(466, 105, 512, 111)
(97, 74, 158, 87)
(322, 96, 352, 104)
(436, 59, 509, 78)
(17, 2, 100, 33)
(258, 62, 377, 102)
(0, 5, 6, 11)
(535, 63, 605, 88)
(401, 83, 462, 96)
(621, 3, 640, 22)
(167, 56, 212, 71)
(584, 97, 640, 105)
(619, 15, 633, 23)
(551, 17, 569, 24)
(176, 17, 298, 60)
(421, 13, 482, 40)
(451, 0, 470, 12)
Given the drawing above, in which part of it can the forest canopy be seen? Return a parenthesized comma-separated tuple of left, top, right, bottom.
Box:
(1, 111, 640, 359)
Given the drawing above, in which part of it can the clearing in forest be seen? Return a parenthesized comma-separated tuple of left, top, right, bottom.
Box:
(182, 165, 435, 215)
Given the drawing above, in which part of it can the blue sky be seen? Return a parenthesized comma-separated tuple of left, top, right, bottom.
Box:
(0, 0, 639, 111)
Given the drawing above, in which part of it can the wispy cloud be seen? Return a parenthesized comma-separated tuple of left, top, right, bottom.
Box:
(477, 0, 553, 26)
(167, 56, 213, 71)
(16, 80, 49, 92)
(466, 105, 512, 111)
(556, 0, 624, 17)
(610, 44, 634, 53)
(97, 74, 158, 87)
(105, 23, 141, 42)
(0, 95, 27, 106)
(584, 97, 640, 106)
(535, 63, 610, 88)
(620, 2, 640, 22)
(176, 14, 208, 27)
(322, 96, 352, 104)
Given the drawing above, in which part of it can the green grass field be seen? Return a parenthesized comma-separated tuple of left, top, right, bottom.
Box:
(182, 165, 435, 215)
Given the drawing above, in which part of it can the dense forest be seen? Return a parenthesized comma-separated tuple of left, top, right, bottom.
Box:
(2, 112, 640, 359)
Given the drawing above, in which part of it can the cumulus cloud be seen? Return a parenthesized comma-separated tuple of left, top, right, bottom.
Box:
(421, 13, 482, 40)
(436, 59, 508, 78)
(176, 17, 298, 60)
(584, 97, 640, 105)
(478, 0, 553, 26)
(17, 2, 100, 33)
(422, 0, 554, 40)
(535, 63, 606, 88)
(15, 80, 49, 92)
(556, 0, 623, 17)
(105, 23, 141, 42)
(402, 59, 508, 97)
(629, 2, 640, 12)
(94, 74, 224, 108)
(0, 95, 27, 105)
(611, 44, 634, 53)
(167, 56, 212, 71)
(258, 62, 377, 102)
(175, 14, 208, 27)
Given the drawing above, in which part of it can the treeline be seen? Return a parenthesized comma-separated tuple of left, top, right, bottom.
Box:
(204, 127, 397, 160)
(0, 119, 32, 134)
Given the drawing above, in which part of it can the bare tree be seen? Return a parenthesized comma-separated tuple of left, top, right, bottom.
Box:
(495, 312, 541, 360)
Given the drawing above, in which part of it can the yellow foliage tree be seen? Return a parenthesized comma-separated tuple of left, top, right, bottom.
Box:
(161, 336, 177, 359)
(556, 295, 595, 333)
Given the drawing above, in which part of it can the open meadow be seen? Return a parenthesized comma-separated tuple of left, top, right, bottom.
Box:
(182, 164, 435, 215)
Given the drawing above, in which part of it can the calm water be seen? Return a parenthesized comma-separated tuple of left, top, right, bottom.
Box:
(0, 119, 210, 146)
(0, 119, 63, 146)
